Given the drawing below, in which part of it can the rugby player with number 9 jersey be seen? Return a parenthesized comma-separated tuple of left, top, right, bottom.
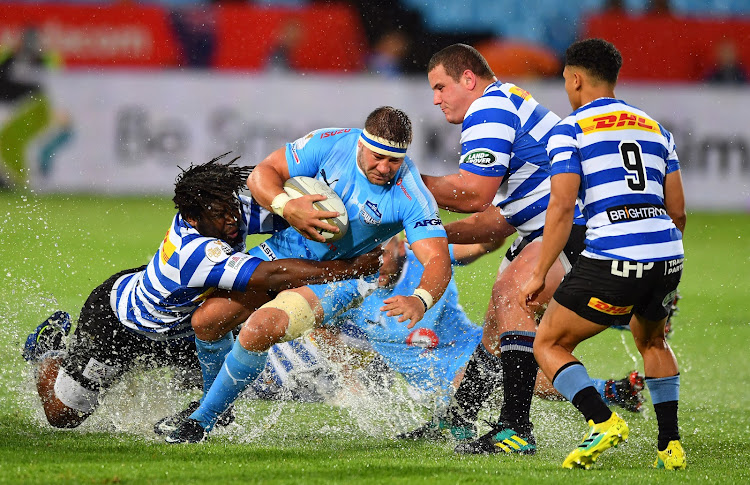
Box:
(521, 38, 686, 471)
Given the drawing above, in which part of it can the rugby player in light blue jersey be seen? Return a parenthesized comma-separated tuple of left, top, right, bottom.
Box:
(243, 235, 644, 425)
(165, 106, 452, 443)
(411, 43, 586, 455)
(25, 154, 381, 429)
(520, 39, 686, 470)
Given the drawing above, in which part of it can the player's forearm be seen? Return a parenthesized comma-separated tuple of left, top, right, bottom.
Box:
(422, 174, 492, 213)
(535, 201, 574, 278)
(444, 208, 515, 245)
(451, 239, 506, 266)
(259, 259, 374, 290)
(664, 170, 687, 235)
(414, 252, 452, 306)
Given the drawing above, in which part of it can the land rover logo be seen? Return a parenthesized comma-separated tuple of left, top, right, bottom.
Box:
(464, 150, 496, 166)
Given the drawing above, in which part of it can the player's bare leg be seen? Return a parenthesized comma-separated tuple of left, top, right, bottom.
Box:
(630, 314, 684, 469)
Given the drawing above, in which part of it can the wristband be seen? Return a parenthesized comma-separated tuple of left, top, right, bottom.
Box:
(270, 192, 292, 217)
(412, 288, 434, 312)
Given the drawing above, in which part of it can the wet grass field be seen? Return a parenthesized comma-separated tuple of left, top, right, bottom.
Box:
(1, 193, 748, 484)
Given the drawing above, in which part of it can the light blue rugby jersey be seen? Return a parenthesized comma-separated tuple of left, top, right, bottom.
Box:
(460, 81, 562, 240)
(250, 246, 482, 400)
(260, 128, 446, 261)
(332, 246, 481, 397)
(547, 97, 684, 262)
(112, 195, 287, 340)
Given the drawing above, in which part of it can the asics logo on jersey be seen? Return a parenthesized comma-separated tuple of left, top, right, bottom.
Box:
(259, 242, 277, 261)
(464, 150, 496, 166)
(610, 260, 654, 278)
(607, 204, 667, 223)
(579, 111, 660, 135)
(587, 298, 633, 316)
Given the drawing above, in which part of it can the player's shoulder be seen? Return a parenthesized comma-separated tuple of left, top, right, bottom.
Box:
(392, 157, 432, 197)
(291, 127, 360, 151)
(468, 81, 516, 113)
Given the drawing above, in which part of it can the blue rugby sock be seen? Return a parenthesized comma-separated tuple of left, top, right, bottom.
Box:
(646, 374, 680, 449)
(191, 339, 268, 430)
(552, 362, 592, 402)
(645, 374, 680, 404)
(195, 333, 234, 401)
(553, 362, 612, 423)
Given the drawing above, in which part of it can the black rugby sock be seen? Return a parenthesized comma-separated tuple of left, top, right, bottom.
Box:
(450, 343, 503, 423)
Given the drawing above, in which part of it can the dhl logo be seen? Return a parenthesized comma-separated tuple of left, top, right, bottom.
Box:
(587, 297, 633, 315)
(509, 86, 532, 100)
(578, 111, 660, 135)
(160, 230, 176, 264)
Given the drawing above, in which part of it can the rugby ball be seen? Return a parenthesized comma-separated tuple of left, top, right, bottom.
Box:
(283, 176, 349, 242)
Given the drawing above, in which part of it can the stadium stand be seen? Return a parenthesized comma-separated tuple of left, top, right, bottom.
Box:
(0, 0, 748, 80)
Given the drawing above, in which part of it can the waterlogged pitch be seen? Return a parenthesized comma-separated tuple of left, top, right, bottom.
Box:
(1, 193, 748, 484)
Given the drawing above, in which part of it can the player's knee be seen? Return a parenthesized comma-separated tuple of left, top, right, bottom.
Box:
(191, 300, 238, 341)
(238, 307, 287, 351)
(633, 332, 669, 355)
(256, 291, 316, 343)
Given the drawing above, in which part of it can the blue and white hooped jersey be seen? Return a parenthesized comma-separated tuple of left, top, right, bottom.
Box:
(112, 195, 287, 340)
(269, 128, 446, 261)
(460, 81, 561, 241)
(547, 97, 684, 262)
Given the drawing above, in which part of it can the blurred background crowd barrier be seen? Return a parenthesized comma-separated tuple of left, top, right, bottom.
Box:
(0, 0, 748, 210)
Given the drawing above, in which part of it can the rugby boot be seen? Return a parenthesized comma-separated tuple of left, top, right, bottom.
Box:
(562, 412, 628, 469)
(654, 440, 686, 470)
(605, 371, 645, 413)
(23, 311, 72, 362)
(454, 420, 536, 455)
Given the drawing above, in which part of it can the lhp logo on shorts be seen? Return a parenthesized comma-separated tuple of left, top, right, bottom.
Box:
(587, 297, 633, 316)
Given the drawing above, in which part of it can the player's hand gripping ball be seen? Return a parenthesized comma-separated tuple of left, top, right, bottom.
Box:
(283, 176, 349, 241)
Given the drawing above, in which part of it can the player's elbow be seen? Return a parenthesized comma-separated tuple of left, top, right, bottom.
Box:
(446, 196, 493, 213)
(668, 208, 687, 234)
(246, 168, 263, 193)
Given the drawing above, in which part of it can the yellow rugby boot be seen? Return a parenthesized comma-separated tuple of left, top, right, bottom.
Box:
(654, 440, 686, 470)
(562, 412, 629, 469)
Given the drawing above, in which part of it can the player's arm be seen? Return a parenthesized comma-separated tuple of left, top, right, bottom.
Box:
(443, 205, 516, 245)
(451, 238, 507, 266)
(246, 247, 383, 291)
(422, 170, 500, 213)
(664, 169, 686, 234)
(519, 172, 579, 306)
(247, 147, 339, 242)
(381, 236, 451, 328)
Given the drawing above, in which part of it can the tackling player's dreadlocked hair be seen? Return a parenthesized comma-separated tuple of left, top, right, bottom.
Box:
(172, 152, 253, 221)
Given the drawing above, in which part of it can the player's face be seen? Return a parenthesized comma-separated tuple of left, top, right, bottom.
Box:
(357, 143, 404, 185)
(563, 66, 582, 111)
(378, 238, 406, 288)
(192, 199, 243, 246)
(429, 64, 472, 124)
